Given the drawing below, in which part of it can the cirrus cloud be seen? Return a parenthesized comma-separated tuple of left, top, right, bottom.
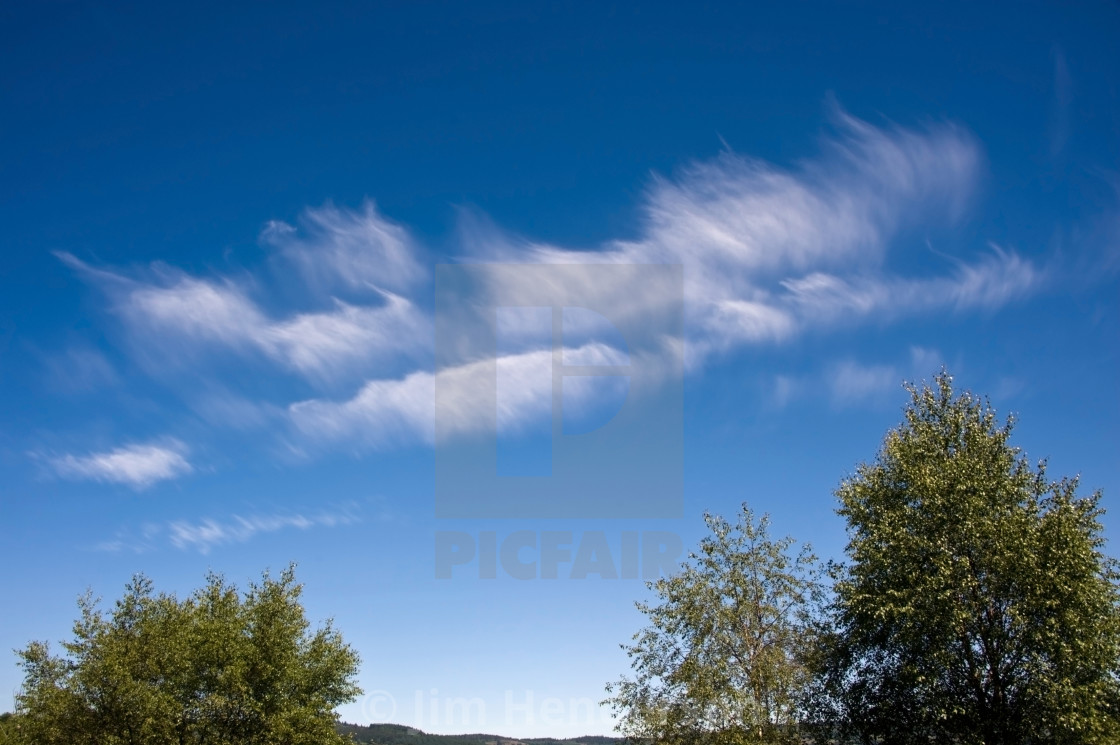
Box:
(48, 440, 192, 489)
(55, 108, 1045, 457)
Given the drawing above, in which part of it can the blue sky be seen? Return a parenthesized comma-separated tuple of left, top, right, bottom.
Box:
(2, 0, 1119, 736)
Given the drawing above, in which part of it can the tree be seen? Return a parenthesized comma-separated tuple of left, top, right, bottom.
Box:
(13, 565, 362, 745)
(605, 505, 822, 745)
(0, 713, 21, 745)
(813, 371, 1120, 743)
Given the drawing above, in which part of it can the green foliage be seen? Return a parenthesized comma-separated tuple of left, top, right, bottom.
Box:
(0, 712, 21, 745)
(605, 504, 822, 745)
(813, 371, 1120, 743)
(14, 565, 361, 745)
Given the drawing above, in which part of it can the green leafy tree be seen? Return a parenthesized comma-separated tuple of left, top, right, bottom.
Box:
(813, 371, 1120, 743)
(0, 713, 21, 744)
(605, 504, 822, 745)
(13, 565, 361, 745)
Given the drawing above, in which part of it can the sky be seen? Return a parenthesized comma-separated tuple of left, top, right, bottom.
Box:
(1, 0, 1119, 737)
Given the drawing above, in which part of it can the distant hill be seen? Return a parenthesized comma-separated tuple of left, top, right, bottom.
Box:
(337, 722, 625, 745)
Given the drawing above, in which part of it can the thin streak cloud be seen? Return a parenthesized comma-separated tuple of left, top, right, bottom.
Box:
(48, 441, 192, 489)
(95, 505, 362, 554)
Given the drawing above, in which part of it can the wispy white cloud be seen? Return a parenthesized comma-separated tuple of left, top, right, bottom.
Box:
(827, 347, 948, 407)
(127, 277, 427, 380)
(700, 299, 798, 347)
(190, 389, 284, 431)
(828, 360, 902, 406)
(49, 440, 192, 489)
(781, 246, 1038, 323)
(289, 341, 650, 449)
(771, 375, 801, 409)
(291, 368, 436, 449)
(96, 504, 361, 554)
(771, 346, 948, 409)
(262, 200, 426, 294)
(60, 248, 428, 383)
(167, 508, 359, 554)
(459, 111, 1036, 371)
(57, 109, 1045, 456)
